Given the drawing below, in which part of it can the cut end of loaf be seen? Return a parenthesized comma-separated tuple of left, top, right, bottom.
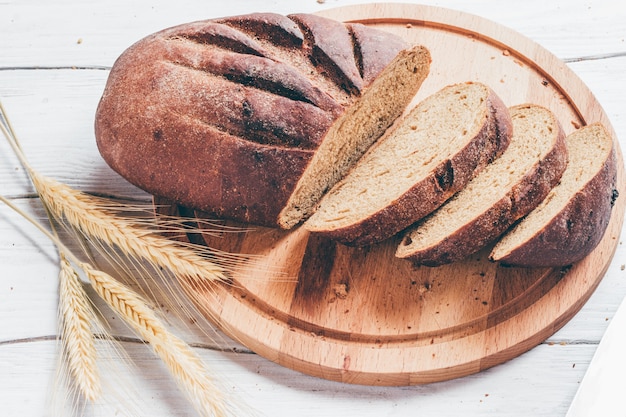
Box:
(277, 45, 432, 229)
(490, 123, 617, 267)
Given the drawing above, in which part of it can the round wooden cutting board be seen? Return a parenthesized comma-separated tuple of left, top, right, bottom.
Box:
(162, 3, 626, 386)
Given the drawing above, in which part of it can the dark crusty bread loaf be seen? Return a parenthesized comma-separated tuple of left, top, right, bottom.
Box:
(490, 123, 618, 267)
(396, 104, 567, 266)
(95, 13, 431, 228)
(304, 82, 512, 246)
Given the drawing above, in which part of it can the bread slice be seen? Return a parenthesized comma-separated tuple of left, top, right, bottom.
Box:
(490, 123, 618, 267)
(396, 104, 567, 266)
(303, 82, 512, 246)
(95, 13, 431, 229)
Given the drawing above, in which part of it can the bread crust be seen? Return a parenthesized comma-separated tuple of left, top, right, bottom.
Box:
(397, 104, 568, 266)
(305, 83, 513, 246)
(95, 13, 422, 227)
(490, 130, 618, 267)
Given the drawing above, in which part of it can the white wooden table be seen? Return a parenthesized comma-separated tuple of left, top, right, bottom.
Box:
(1, 1, 625, 416)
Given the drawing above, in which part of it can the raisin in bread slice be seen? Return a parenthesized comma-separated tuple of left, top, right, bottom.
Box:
(304, 82, 512, 246)
(490, 123, 618, 267)
(95, 13, 431, 228)
(396, 104, 567, 266)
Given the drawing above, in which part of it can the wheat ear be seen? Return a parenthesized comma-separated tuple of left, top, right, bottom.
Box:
(31, 171, 228, 284)
(84, 264, 232, 417)
(58, 254, 102, 402)
(31, 171, 234, 331)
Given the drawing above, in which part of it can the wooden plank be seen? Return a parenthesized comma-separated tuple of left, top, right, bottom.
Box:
(0, 339, 599, 417)
(0, 69, 148, 198)
(0, 201, 59, 342)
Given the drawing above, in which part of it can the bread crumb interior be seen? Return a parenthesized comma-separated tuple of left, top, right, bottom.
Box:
(400, 106, 561, 252)
(278, 47, 430, 228)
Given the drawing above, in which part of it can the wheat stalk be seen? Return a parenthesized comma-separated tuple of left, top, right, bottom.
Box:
(2, 110, 233, 322)
(0, 194, 238, 417)
(1, 102, 246, 416)
(58, 254, 102, 402)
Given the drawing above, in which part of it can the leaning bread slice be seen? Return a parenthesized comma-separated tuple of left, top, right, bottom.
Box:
(304, 82, 512, 246)
(396, 104, 567, 266)
(490, 123, 618, 267)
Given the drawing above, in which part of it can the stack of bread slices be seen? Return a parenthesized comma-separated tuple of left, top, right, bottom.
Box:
(95, 12, 619, 268)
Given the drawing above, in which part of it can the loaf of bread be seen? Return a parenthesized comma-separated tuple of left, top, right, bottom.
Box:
(95, 13, 431, 228)
(490, 123, 618, 267)
(304, 82, 512, 246)
(396, 104, 568, 266)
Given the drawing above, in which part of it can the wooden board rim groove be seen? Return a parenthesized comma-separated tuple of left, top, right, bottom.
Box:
(218, 263, 566, 346)
(178, 3, 626, 386)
